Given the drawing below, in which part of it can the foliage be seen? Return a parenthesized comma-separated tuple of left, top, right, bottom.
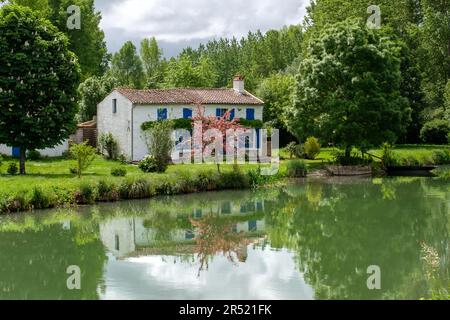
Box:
(420, 120, 450, 145)
(29, 187, 53, 210)
(142, 118, 192, 131)
(110, 167, 127, 177)
(10, 0, 109, 79)
(74, 184, 95, 204)
(286, 160, 308, 177)
(70, 142, 96, 178)
(256, 73, 296, 143)
(218, 168, 250, 190)
(140, 37, 164, 88)
(431, 150, 450, 165)
(77, 74, 118, 122)
(99, 132, 118, 160)
(287, 19, 411, 156)
(333, 149, 373, 166)
(142, 120, 174, 173)
(237, 119, 264, 128)
(26, 150, 42, 161)
(285, 142, 298, 159)
(7, 162, 18, 175)
(96, 180, 119, 202)
(138, 156, 165, 173)
(303, 137, 321, 160)
(0, 5, 81, 174)
(164, 55, 217, 88)
(111, 41, 145, 88)
(381, 143, 396, 167)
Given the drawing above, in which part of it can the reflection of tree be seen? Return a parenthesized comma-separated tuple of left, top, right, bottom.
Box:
(191, 214, 247, 276)
(265, 178, 450, 299)
(0, 223, 106, 299)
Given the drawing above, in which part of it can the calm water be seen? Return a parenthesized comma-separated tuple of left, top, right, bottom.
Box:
(0, 177, 449, 300)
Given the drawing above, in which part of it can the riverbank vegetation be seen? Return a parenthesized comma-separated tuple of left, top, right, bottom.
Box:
(0, 144, 449, 214)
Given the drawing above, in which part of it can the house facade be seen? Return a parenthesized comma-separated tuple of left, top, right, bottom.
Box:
(97, 76, 264, 162)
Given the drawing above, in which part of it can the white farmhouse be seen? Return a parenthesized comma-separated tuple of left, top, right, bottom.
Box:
(97, 75, 264, 162)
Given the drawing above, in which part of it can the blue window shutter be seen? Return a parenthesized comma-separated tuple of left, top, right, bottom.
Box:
(183, 108, 192, 119)
(158, 108, 168, 120)
(256, 128, 260, 149)
(248, 220, 257, 231)
(12, 147, 20, 158)
(216, 108, 221, 117)
(230, 109, 235, 120)
(246, 108, 255, 120)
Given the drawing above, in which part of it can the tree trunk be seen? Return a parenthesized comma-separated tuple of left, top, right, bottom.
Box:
(345, 146, 351, 159)
(19, 147, 26, 175)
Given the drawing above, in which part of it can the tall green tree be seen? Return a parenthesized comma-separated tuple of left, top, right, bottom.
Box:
(77, 74, 118, 122)
(8, 0, 109, 79)
(419, 0, 450, 112)
(256, 73, 297, 145)
(0, 5, 81, 174)
(140, 37, 164, 88)
(165, 54, 217, 88)
(286, 19, 411, 155)
(111, 41, 144, 88)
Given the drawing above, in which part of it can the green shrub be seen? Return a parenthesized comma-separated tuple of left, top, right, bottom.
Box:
(69, 167, 78, 175)
(96, 180, 119, 202)
(432, 150, 450, 165)
(111, 167, 127, 177)
(304, 137, 321, 160)
(70, 142, 96, 178)
(175, 172, 197, 194)
(420, 120, 450, 145)
(138, 155, 167, 173)
(119, 178, 153, 199)
(194, 171, 219, 191)
(4, 193, 27, 212)
(284, 142, 298, 159)
(29, 187, 53, 209)
(142, 120, 173, 173)
(286, 160, 308, 177)
(99, 132, 118, 160)
(218, 166, 250, 189)
(0, 155, 2, 171)
(247, 167, 272, 188)
(62, 149, 73, 160)
(27, 150, 42, 161)
(74, 184, 95, 204)
(7, 162, 18, 175)
(381, 142, 396, 167)
(155, 180, 176, 195)
(447, 132, 450, 144)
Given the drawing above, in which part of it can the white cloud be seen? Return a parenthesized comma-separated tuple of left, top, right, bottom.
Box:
(100, 0, 308, 43)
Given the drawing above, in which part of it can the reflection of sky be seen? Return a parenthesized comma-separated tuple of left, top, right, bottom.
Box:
(100, 246, 314, 300)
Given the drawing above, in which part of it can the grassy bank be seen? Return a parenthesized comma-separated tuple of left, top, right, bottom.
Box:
(0, 144, 448, 214)
(0, 156, 289, 214)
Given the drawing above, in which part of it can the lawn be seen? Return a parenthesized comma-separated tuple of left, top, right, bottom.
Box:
(0, 144, 448, 201)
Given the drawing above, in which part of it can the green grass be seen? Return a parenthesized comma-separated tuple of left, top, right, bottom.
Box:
(2, 144, 446, 196)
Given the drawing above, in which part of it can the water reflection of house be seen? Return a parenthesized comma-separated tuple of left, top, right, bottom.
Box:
(99, 199, 265, 259)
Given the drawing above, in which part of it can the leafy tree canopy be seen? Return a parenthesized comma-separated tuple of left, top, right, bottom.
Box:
(286, 19, 411, 153)
(0, 4, 81, 173)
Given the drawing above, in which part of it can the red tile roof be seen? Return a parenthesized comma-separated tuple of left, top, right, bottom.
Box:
(116, 88, 264, 105)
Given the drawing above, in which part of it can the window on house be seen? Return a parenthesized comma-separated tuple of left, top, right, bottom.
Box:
(246, 108, 255, 120)
(183, 108, 193, 119)
(221, 202, 231, 215)
(216, 108, 228, 118)
(115, 234, 120, 251)
(158, 108, 168, 120)
(112, 99, 117, 114)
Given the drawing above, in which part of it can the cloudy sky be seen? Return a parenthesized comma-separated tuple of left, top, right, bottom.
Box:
(95, 0, 309, 57)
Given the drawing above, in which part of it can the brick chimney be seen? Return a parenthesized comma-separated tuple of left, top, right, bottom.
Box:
(233, 74, 245, 93)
